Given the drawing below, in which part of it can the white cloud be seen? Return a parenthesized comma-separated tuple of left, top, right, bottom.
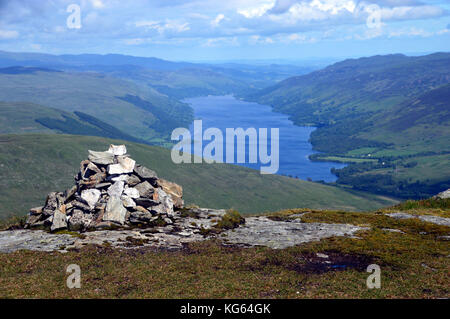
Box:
(211, 14, 225, 27)
(238, 1, 276, 18)
(249, 35, 274, 44)
(378, 5, 445, 21)
(283, 32, 317, 43)
(310, 0, 356, 14)
(0, 30, 19, 39)
(388, 27, 432, 38)
(203, 36, 239, 47)
(135, 20, 190, 34)
(90, 0, 105, 9)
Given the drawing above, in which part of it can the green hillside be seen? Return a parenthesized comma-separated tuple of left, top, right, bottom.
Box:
(248, 53, 450, 199)
(0, 67, 193, 142)
(0, 134, 397, 219)
(0, 101, 145, 143)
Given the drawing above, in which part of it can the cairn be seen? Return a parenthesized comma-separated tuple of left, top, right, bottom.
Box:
(25, 145, 184, 232)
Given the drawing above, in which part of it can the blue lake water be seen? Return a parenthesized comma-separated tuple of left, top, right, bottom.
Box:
(184, 95, 346, 182)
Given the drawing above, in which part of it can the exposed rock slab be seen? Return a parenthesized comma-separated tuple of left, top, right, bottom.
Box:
(387, 213, 450, 226)
(1, 209, 369, 253)
(221, 217, 367, 249)
(0, 230, 76, 253)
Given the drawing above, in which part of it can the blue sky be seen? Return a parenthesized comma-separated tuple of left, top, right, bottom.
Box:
(0, 0, 449, 61)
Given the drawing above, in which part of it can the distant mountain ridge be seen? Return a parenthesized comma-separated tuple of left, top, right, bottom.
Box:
(0, 50, 316, 98)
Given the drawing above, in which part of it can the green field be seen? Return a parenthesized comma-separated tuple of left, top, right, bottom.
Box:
(0, 134, 398, 219)
(314, 156, 377, 164)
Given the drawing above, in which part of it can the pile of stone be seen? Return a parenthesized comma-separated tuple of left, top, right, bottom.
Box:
(25, 145, 184, 232)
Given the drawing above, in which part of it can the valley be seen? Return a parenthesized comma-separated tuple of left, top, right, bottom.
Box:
(0, 51, 448, 219)
(247, 53, 450, 199)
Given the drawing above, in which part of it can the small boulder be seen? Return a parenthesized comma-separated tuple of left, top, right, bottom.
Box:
(29, 207, 43, 215)
(122, 195, 136, 209)
(103, 196, 127, 224)
(107, 181, 125, 197)
(50, 209, 67, 232)
(135, 181, 154, 198)
(108, 144, 127, 156)
(108, 156, 136, 175)
(157, 179, 184, 209)
(134, 164, 157, 181)
(124, 186, 140, 199)
(68, 209, 94, 231)
(88, 150, 114, 165)
(81, 189, 101, 210)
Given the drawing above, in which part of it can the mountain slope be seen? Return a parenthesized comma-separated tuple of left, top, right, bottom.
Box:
(250, 53, 450, 131)
(0, 101, 148, 143)
(248, 53, 450, 198)
(0, 134, 397, 218)
(0, 67, 192, 142)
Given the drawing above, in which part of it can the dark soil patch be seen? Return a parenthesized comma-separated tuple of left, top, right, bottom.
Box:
(289, 251, 378, 274)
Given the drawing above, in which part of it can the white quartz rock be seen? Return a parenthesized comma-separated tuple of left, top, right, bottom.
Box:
(108, 156, 136, 175)
(81, 189, 101, 210)
(108, 144, 127, 156)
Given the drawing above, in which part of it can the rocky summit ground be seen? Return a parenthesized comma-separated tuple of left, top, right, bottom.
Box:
(0, 198, 449, 298)
(0, 208, 367, 253)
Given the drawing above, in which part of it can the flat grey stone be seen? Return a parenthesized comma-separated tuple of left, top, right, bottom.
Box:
(126, 174, 141, 186)
(0, 230, 75, 253)
(1, 208, 372, 253)
(121, 195, 136, 208)
(124, 186, 140, 199)
(155, 188, 174, 217)
(88, 150, 114, 165)
(50, 209, 67, 232)
(103, 196, 127, 224)
(387, 213, 450, 226)
(134, 181, 154, 198)
(107, 181, 124, 197)
(134, 165, 157, 180)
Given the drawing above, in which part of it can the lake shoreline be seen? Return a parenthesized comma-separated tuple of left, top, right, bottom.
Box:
(183, 95, 346, 182)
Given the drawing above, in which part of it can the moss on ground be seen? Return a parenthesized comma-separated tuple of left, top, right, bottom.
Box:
(214, 210, 245, 230)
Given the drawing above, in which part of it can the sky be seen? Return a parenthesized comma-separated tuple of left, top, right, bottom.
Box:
(0, 0, 449, 62)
